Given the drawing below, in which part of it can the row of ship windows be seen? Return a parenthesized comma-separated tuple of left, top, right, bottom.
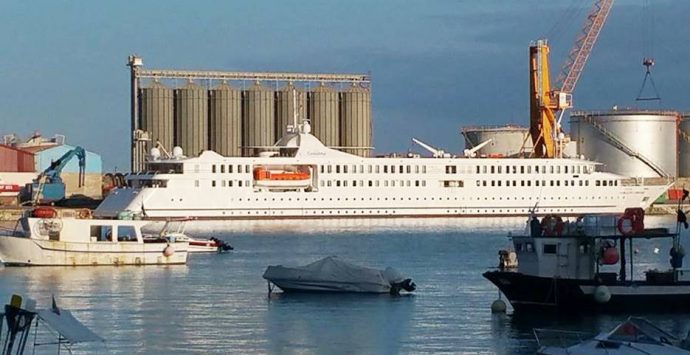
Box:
(319, 180, 428, 188)
(475, 179, 619, 187)
(210, 208, 580, 216)
(170, 195, 624, 202)
(203, 163, 596, 176)
(202, 179, 433, 188)
(226, 196, 623, 202)
(454, 164, 594, 175)
(199, 179, 618, 189)
(320, 164, 428, 174)
(209, 165, 252, 174)
(204, 180, 252, 187)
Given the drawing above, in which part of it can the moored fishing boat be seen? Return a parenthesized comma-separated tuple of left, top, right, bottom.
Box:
(0, 208, 189, 266)
(484, 201, 690, 313)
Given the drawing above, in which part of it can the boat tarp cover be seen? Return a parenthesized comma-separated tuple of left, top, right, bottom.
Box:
(263, 256, 404, 293)
(37, 309, 104, 344)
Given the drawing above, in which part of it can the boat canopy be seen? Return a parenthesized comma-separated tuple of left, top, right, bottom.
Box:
(37, 308, 104, 344)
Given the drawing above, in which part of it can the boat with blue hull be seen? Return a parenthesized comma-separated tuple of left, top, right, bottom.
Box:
(484, 207, 690, 313)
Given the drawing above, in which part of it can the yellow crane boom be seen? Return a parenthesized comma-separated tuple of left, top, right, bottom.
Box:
(530, 0, 614, 158)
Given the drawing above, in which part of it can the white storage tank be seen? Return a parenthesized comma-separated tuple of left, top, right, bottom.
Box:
(462, 125, 532, 157)
(570, 110, 678, 178)
(679, 114, 690, 177)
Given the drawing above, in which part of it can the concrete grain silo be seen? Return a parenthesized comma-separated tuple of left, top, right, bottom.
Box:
(308, 84, 339, 147)
(242, 82, 275, 156)
(340, 85, 372, 156)
(209, 83, 242, 156)
(570, 110, 677, 178)
(128, 55, 371, 169)
(275, 84, 307, 139)
(174, 82, 208, 157)
(139, 81, 174, 152)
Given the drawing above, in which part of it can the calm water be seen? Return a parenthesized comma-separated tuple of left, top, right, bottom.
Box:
(1, 216, 689, 354)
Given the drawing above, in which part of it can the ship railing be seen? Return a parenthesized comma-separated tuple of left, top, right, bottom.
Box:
(461, 124, 527, 132)
(533, 328, 593, 349)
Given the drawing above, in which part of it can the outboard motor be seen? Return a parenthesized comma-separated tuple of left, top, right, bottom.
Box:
(210, 237, 234, 252)
(383, 267, 416, 295)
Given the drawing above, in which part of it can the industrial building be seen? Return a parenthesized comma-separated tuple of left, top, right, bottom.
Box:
(128, 56, 373, 171)
(0, 133, 103, 201)
(26, 144, 102, 198)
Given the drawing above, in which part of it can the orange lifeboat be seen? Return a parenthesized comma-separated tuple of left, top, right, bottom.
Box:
(254, 167, 311, 188)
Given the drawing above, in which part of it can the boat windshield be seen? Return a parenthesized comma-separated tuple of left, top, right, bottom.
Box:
(603, 318, 677, 345)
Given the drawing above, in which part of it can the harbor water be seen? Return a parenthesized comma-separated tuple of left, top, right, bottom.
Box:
(1, 216, 689, 354)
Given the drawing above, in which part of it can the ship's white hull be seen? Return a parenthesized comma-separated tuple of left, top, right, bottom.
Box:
(0, 236, 188, 266)
(96, 183, 669, 220)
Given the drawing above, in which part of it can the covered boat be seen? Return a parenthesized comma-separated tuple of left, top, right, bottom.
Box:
(536, 317, 690, 354)
(262, 256, 416, 295)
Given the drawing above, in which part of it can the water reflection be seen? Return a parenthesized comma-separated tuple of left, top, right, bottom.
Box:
(265, 293, 415, 354)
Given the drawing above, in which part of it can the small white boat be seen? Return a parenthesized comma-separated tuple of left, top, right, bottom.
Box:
(262, 256, 416, 295)
(145, 220, 233, 253)
(536, 317, 690, 354)
(0, 207, 189, 266)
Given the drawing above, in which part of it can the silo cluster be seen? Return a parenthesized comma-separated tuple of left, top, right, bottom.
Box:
(136, 79, 372, 162)
(129, 56, 372, 171)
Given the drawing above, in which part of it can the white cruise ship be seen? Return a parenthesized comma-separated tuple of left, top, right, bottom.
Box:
(95, 121, 670, 220)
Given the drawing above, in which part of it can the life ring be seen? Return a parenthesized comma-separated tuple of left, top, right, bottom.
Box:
(617, 215, 634, 235)
(32, 207, 57, 219)
(618, 208, 645, 235)
(624, 208, 645, 233)
(78, 209, 92, 219)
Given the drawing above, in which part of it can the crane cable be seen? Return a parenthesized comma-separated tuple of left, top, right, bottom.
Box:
(635, 0, 661, 102)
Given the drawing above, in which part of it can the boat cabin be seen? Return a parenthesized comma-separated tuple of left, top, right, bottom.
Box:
(507, 213, 690, 283)
(18, 216, 150, 244)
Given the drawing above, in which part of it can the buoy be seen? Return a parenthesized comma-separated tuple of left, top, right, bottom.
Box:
(634, 248, 640, 254)
(163, 245, 174, 257)
(654, 247, 660, 254)
(593, 285, 611, 303)
(491, 299, 507, 313)
(602, 247, 619, 265)
(32, 207, 57, 218)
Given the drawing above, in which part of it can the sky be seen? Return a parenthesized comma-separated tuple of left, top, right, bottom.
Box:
(0, 0, 688, 170)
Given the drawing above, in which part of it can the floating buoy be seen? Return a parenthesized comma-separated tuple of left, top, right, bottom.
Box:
(602, 247, 619, 265)
(163, 245, 174, 257)
(654, 247, 660, 254)
(594, 285, 611, 303)
(32, 207, 57, 218)
(491, 299, 507, 313)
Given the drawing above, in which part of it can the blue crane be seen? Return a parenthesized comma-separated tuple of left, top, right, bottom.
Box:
(29, 146, 86, 205)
